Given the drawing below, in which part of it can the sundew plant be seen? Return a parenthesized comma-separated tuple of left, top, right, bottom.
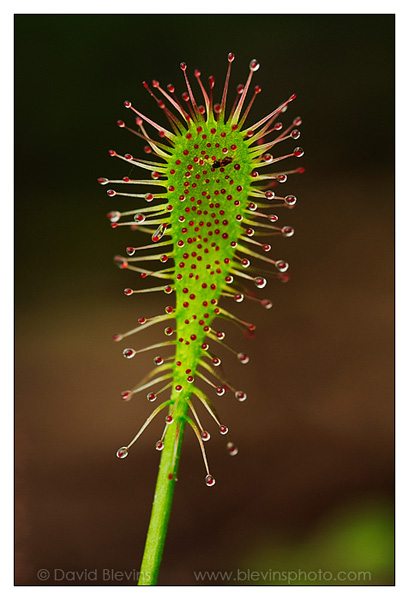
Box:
(99, 54, 303, 585)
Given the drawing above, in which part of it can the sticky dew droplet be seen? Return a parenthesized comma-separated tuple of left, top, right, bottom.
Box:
(237, 352, 249, 364)
(205, 474, 216, 487)
(276, 260, 289, 273)
(107, 211, 120, 223)
(255, 277, 267, 289)
(116, 446, 129, 459)
(282, 226, 294, 237)
(285, 195, 297, 206)
(227, 442, 238, 456)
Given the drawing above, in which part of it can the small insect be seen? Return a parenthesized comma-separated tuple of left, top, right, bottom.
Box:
(212, 156, 233, 169)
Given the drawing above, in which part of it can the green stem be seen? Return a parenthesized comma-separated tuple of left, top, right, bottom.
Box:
(138, 394, 189, 585)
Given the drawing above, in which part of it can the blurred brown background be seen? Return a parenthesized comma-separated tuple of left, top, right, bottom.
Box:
(14, 14, 394, 585)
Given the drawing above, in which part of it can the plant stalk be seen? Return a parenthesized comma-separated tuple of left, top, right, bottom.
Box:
(138, 395, 189, 585)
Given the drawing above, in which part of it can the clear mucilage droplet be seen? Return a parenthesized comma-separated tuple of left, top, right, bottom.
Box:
(155, 441, 164, 452)
(205, 474, 216, 487)
(116, 446, 128, 459)
(227, 442, 238, 456)
(255, 277, 267, 289)
(107, 210, 120, 222)
(237, 352, 249, 364)
(275, 260, 289, 273)
(282, 226, 294, 237)
(285, 195, 297, 206)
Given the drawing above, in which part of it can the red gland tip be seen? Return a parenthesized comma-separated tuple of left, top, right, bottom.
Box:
(205, 475, 216, 487)
(249, 59, 260, 72)
(124, 100, 131, 108)
(180, 62, 187, 71)
(228, 52, 235, 62)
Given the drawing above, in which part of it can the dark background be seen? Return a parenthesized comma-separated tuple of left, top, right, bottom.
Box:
(15, 14, 394, 585)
